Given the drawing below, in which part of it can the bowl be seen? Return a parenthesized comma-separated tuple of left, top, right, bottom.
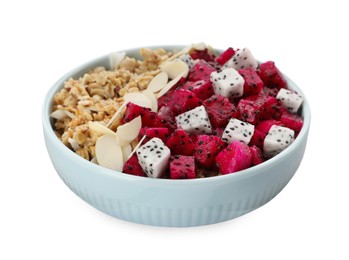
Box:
(42, 45, 311, 227)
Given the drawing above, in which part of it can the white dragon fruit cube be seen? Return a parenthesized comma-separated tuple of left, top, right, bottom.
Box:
(175, 105, 212, 134)
(223, 48, 258, 70)
(221, 118, 255, 144)
(276, 88, 304, 113)
(137, 137, 171, 178)
(210, 68, 245, 98)
(179, 54, 195, 69)
(263, 125, 295, 158)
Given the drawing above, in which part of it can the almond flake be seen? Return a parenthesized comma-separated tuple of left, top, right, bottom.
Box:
(122, 144, 132, 163)
(147, 72, 168, 93)
(116, 116, 142, 145)
(161, 59, 189, 79)
(157, 71, 186, 98)
(123, 92, 153, 109)
(89, 121, 116, 136)
(95, 134, 123, 171)
(109, 51, 126, 69)
(127, 135, 147, 160)
(50, 110, 68, 120)
(142, 90, 158, 112)
(106, 102, 128, 128)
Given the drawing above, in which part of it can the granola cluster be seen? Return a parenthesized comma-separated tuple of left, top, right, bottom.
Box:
(52, 48, 173, 160)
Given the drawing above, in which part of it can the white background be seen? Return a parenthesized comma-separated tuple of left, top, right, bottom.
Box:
(1, 0, 348, 259)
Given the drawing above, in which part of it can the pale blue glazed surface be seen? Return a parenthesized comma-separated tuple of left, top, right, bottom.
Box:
(42, 46, 311, 227)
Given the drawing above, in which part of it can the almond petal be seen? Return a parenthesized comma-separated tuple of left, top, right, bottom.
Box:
(147, 72, 168, 93)
(95, 134, 123, 171)
(122, 144, 132, 163)
(89, 121, 116, 136)
(116, 116, 142, 144)
(142, 90, 158, 112)
(161, 59, 189, 79)
(128, 135, 147, 160)
(157, 71, 186, 98)
(124, 92, 152, 109)
(50, 110, 68, 120)
(109, 51, 126, 69)
(106, 102, 128, 128)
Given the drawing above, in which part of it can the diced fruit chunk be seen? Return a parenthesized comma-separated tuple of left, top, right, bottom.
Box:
(238, 67, 264, 96)
(280, 111, 304, 134)
(250, 146, 264, 166)
(170, 155, 196, 179)
(181, 80, 214, 100)
(137, 137, 171, 178)
(166, 129, 195, 156)
(194, 135, 226, 168)
(123, 154, 146, 177)
(188, 60, 216, 82)
(276, 88, 304, 113)
(122, 102, 156, 127)
(216, 141, 252, 174)
(263, 125, 295, 158)
(259, 61, 287, 89)
(161, 89, 201, 115)
(175, 105, 212, 134)
(256, 119, 282, 137)
(216, 47, 236, 66)
(221, 118, 255, 144)
(223, 48, 258, 70)
(210, 68, 245, 98)
(203, 94, 239, 128)
(138, 127, 169, 143)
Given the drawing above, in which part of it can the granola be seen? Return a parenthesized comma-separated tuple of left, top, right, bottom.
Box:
(52, 48, 173, 160)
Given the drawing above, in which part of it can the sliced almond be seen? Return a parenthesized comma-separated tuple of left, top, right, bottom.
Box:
(122, 144, 132, 163)
(68, 138, 81, 151)
(106, 101, 128, 128)
(161, 59, 189, 79)
(89, 121, 116, 136)
(192, 42, 207, 51)
(95, 134, 123, 171)
(142, 90, 158, 112)
(157, 71, 186, 98)
(124, 92, 153, 110)
(128, 135, 147, 160)
(91, 157, 98, 164)
(147, 72, 168, 93)
(109, 51, 126, 69)
(116, 116, 142, 145)
(50, 110, 68, 120)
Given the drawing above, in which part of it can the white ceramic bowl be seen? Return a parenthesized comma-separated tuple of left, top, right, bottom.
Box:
(42, 46, 311, 227)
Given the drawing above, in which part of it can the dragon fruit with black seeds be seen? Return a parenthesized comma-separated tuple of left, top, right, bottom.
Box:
(181, 80, 214, 100)
(238, 67, 264, 96)
(259, 61, 287, 89)
(175, 105, 212, 134)
(203, 94, 239, 128)
(194, 135, 226, 168)
(102, 44, 306, 178)
(138, 127, 169, 144)
(223, 48, 258, 70)
(276, 88, 304, 113)
(216, 47, 235, 66)
(137, 137, 171, 178)
(162, 89, 201, 115)
(210, 68, 245, 98)
(263, 125, 295, 158)
(179, 54, 195, 69)
(221, 118, 255, 144)
(188, 60, 216, 82)
(166, 128, 195, 156)
(123, 154, 146, 177)
(169, 155, 196, 179)
(216, 141, 252, 174)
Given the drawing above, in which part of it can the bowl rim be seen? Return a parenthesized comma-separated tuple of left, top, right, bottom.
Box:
(42, 45, 311, 185)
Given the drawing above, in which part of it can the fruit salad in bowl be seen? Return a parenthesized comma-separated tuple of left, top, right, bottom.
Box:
(43, 43, 310, 226)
